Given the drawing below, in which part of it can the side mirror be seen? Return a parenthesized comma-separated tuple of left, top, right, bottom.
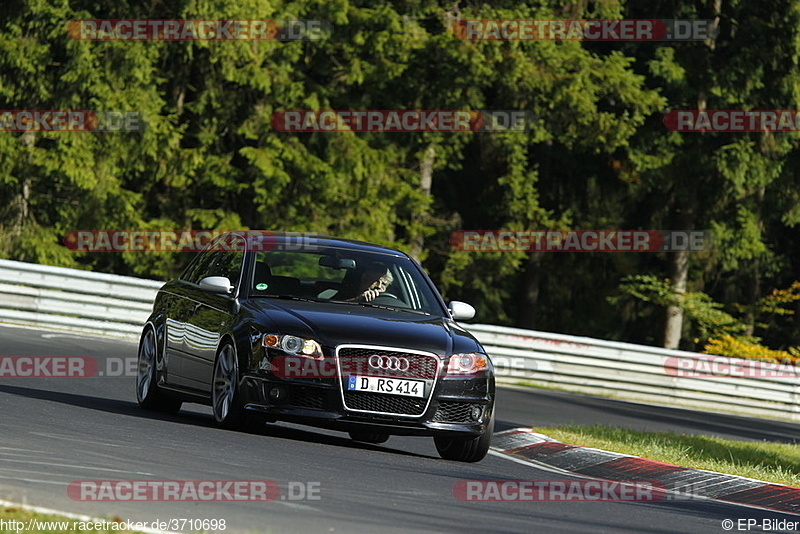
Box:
(448, 301, 476, 321)
(199, 276, 233, 295)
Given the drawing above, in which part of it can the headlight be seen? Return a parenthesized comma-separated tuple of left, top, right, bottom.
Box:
(281, 335, 303, 353)
(446, 353, 491, 375)
(263, 334, 323, 359)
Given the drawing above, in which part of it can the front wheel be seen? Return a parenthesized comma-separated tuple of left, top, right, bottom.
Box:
(212, 342, 265, 432)
(434, 413, 494, 462)
(136, 327, 182, 413)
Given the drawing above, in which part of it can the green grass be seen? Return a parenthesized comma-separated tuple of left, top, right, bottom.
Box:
(0, 506, 147, 534)
(536, 425, 800, 488)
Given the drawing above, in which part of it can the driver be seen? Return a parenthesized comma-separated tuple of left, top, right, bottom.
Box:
(343, 263, 394, 302)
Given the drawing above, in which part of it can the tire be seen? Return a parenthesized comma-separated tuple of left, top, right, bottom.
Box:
(136, 327, 182, 413)
(434, 413, 494, 462)
(212, 341, 265, 432)
(348, 430, 390, 444)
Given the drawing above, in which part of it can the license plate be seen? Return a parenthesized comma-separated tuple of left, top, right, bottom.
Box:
(347, 375, 425, 398)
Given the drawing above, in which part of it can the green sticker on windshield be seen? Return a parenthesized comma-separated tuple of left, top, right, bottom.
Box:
(256, 283, 268, 291)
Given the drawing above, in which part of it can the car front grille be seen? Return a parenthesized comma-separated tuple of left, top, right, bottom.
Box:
(336, 345, 440, 417)
(343, 391, 426, 416)
(337, 347, 438, 379)
(432, 401, 475, 423)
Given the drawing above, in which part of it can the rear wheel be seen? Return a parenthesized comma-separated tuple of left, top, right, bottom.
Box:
(434, 413, 494, 462)
(136, 327, 182, 413)
(348, 431, 389, 444)
(212, 342, 265, 432)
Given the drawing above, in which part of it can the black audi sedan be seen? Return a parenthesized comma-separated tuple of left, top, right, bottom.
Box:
(136, 232, 495, 462)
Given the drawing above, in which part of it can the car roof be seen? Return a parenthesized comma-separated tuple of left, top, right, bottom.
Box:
(224, 231, 408, 258)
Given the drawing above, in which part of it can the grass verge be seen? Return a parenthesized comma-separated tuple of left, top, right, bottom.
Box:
(536, 425, 800, 488)
(0, 505, 147, 533)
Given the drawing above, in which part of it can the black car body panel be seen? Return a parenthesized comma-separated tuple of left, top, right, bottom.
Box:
(140, 233, 494, 452)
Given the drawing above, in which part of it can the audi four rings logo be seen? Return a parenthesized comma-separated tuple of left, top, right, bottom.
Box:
(368, 355, 410, 371)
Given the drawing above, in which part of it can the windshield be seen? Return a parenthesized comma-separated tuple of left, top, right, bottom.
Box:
(249, 247, 445, 315)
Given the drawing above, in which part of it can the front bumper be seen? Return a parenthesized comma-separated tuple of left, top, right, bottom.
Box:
(240, 373, 494, 437)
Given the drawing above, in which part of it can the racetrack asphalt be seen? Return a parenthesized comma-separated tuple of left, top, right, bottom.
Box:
(0, 323, 798, 533)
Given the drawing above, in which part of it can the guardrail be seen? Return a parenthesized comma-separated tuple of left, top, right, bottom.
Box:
(0, 259, 797, 421)
(467, 324, 800, 422)
(0, 259, 163, 337)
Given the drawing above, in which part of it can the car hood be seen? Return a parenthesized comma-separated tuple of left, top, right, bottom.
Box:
(242, 299, 482, 357)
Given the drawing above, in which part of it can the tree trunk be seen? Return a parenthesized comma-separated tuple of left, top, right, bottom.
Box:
(663, 246, 690, 349)
(15, 131, 35, 230)
(743, 260, 760, 337)
(517, 139, 552, 329)
(663, 2, 721, 348)
(744, 184, 765, 337)
(409, 144, 435, 260)
(663, 188, 697, 348)
(518, 252, 541, 329)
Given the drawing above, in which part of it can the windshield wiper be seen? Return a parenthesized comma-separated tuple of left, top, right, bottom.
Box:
(355, 302, 430, 315)
(258, 295, 430, 315)
(258, 294, 324, 303)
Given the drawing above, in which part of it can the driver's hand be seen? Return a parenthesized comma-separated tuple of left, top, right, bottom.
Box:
(361, 289, 380, 302)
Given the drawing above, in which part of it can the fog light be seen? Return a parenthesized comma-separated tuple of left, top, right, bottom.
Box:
(470, 406, 482, 421)
(268, 386, 287, 403)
